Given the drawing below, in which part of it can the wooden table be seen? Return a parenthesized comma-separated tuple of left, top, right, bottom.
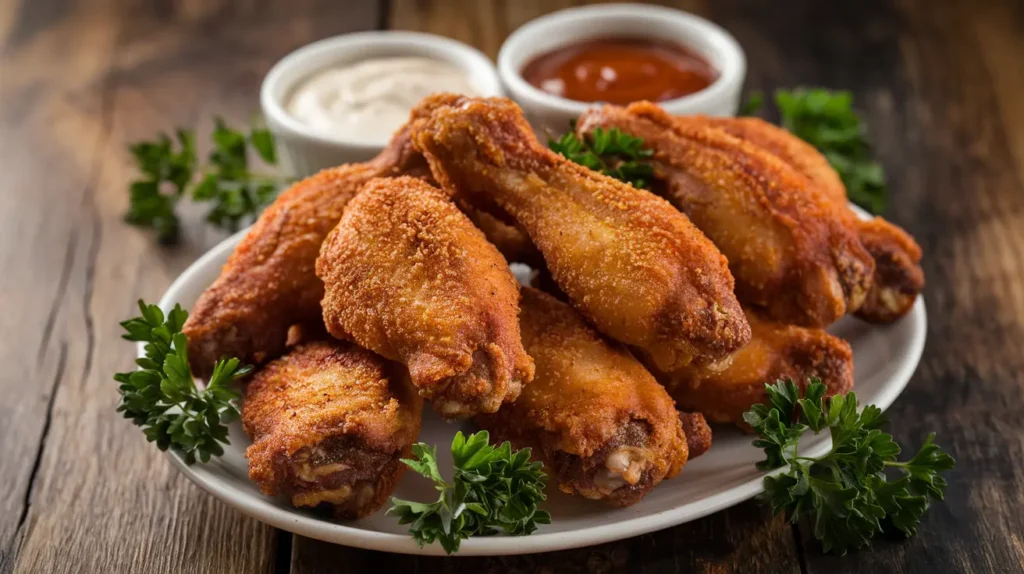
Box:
(3, 0, 1022, 572)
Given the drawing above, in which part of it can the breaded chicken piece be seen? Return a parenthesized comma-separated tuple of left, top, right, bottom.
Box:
(459, 204, 542, 266)
(853, 217, 924, 322)
(411, 94, 749, 371)
(686, 116, 924, 323)
(678, 412, 713, 459)
(577, 103, 876, 328)
(657, 307, 853, 429)
(183, 127, 427, 378)
(316, 176, 534, 419)
(476, 287, 690, 507)
(242, 340, 423, 519)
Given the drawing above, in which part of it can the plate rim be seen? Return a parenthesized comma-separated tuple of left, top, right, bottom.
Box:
(156, 225, 927, 557)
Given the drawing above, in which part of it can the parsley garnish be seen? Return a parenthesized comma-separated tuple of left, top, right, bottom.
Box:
(114, 300, 252, 464)
(743, 88, 888, 214)
(549, 123, 655, 189)
(388, 430, 551, 554)
(744, 379, 955, 554)
(125, 118, 290, 245)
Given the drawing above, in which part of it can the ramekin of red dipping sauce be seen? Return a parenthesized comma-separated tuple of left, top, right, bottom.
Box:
(498, 4, 745, 135)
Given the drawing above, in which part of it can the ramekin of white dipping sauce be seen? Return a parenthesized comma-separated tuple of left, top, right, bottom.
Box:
(261, 32, 503, 176)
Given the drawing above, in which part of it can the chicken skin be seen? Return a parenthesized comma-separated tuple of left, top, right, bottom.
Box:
(411, 94, 750, 372)
(577, 103, 876, 328)
(657, 307, 854, 428)
(316, 176, 534, 419)
(183, 127, 427, 378)
(476, 287, 692, 507)
(243, 340, 423, 519)
(686, 116, 924, 323)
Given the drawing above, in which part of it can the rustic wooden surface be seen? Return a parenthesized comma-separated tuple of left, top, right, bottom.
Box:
(2, 0, 1022, 572)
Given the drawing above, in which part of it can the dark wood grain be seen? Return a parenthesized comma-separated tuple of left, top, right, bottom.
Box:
(2, 0, 1023, 572)
(0, 0, 380, 572)
(291, 503, 800, 574)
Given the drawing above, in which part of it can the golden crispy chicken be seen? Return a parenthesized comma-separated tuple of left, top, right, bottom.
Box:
(577, 103, 876, 328)
(458, 203, 542, 266)
(476, 287, 693, 507)
(243, 340, 423, 519)
(183, 127, 427, 378)
(316, 176, 534, 419)
(853, 217, 924, 322)
(687, 116, 924, 323)
(678, 412, 713, 458)
(411, 94, 750, 372)
(657, 307, 853, 428)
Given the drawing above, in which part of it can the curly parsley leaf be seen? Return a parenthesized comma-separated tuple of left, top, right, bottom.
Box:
(114, 299, 252, 464)
(388, 430, 551, 554)
(746, 378, 954, 554)
(774, 88, 888, 214)
(124, 130, 196, 244)
(125, 118, 291, 244)
(549, 124, 654, 189)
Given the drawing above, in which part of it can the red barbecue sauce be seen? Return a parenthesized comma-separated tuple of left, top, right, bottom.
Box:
(521, 38, 717, 105)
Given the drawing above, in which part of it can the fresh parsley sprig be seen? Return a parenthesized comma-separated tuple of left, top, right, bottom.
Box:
(550, 123, 655, 189)
(744, 379, 955, 554)
(114, 299, 252, 464)
(388, 430, 551, 554)
(125, 118, 290, 245)
(743, 88, 888, 214)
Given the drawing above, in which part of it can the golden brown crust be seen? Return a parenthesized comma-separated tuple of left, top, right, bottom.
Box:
(183, 128, 427, 378)
(678, 412, 712, 459)
(577, 103, 875, 328)
(686, 116, 848, 203)
(316, 176, 534, 419)
(242, 340, 423, 519)
(854, 217, 924, 323)
(411, 94, 749, 371)
(679, 115, 924, 324)
(459, 203, 543, 266)
(475, 287, 689, 507)
(657, 307, 853, 428)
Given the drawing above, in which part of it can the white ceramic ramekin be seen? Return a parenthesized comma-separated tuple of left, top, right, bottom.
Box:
(498, 4, 747, 135)
(261, 31, 504, 177)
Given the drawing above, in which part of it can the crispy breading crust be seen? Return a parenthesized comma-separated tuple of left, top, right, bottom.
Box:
(854, 217, 924, 322)
(183, 128, 427, 378)
(316, 176, 534, 419)
(476, 287, 689, 507)
(578, 103, 876, 328)
(678, 412, 712, 458)
(683, 115, 924, 324)
(658, 307, 853, 429)
(242, 340, 423, 519)
(459, 203, 542, 266)
(691, 116, 848, 202)
(411, 94, 750, 371)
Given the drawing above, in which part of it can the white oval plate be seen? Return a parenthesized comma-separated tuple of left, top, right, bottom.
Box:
(157, 224, 926, 557)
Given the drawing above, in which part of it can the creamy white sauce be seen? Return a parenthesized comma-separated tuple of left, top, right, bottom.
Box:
(286, 57, 480, 144)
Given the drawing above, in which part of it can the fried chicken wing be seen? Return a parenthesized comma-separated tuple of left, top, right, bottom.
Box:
(685, 116, 924, 323)
(476, 287, 689, 507)
(459, 203, 542, 266)
(183, 128, 427, 378)
(577, 103, 875, 328)
(657, 307, 853, 428)
(411, 94, 749, 371)
(242, 340, 423, 519)
(678, 411, 712, 458)
(853, 217, 924, 322)
(316, 176, 534, 418)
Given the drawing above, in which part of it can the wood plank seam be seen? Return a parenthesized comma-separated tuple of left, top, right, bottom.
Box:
(7, 58, 118, 570)
(3, 342, 65, 573)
